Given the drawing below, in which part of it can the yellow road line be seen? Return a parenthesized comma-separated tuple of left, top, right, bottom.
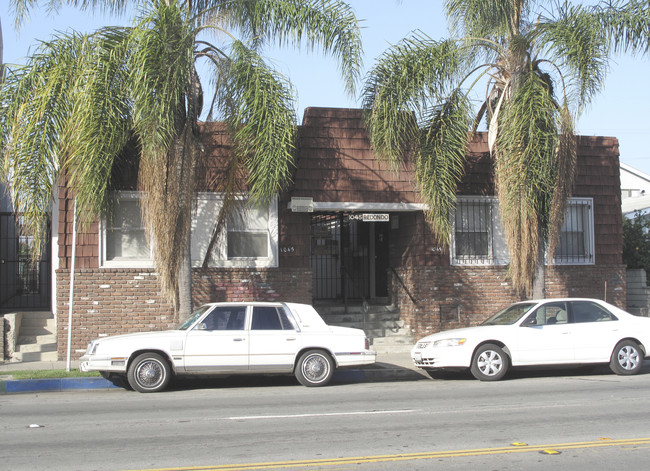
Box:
(133, 437, 650, 471)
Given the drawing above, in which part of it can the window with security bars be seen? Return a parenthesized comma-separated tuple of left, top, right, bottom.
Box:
(553, 198, 594, 265)
(452, 197, 508, 265)
(451, 196, 594, 266)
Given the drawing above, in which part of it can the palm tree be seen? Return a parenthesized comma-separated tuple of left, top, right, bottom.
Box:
(362, 0, 650, 296)
(0, 0, 362, 318)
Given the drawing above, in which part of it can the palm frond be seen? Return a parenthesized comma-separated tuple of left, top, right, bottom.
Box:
(9, 0, 132, 29)
(444, 0, 530, 39)
(218, 40, 297, 204)
(62, 27, 133, 225)
(128, 2, 201, 309)
(594, 0, 650, 54)
(205, 0, 363, 96)
(417, 89, 472, 245)
(536, 2, 609, 110)
(1, 32, 84, 255)
(547, 101, 577, 259)
(494, 70, 564, 293)
(129, 1, 195, 155)
(363, 33, 470, 164)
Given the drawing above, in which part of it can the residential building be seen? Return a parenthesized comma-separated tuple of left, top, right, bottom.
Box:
(2, 107, 625, 360)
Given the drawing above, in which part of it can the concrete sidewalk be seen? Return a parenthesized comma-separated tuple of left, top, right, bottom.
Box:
(0, 351, 427, 394)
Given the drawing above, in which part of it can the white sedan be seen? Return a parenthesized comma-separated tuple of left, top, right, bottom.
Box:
(80, 302, 376, 392)
(411, 298, 650, 381)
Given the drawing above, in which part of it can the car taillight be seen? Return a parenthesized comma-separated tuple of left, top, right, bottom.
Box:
(365, 338, 370, 350)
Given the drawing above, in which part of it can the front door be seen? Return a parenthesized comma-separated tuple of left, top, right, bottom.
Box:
(514, 302, 574, 364)
(182, 305, 249, 372)
(311, 213, 390, 302)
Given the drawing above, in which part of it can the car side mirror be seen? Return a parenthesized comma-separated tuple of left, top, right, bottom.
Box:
(521, 317, 536, 327)
(197, 323, 208, 330)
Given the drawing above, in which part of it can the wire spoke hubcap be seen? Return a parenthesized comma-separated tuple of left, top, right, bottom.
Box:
(136, 360, 165, 388)
(303, 354, 329, 382)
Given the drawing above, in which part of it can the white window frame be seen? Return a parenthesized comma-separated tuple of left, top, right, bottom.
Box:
(450, 196, 509, 266)
(99, 191, 154, 268)
(100, 192, 278, 269)
(191, 193, 278, 268)
(551, 197, 595, 265)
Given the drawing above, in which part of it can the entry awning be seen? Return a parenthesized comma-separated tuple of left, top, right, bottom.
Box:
(289, 200, 427, 212)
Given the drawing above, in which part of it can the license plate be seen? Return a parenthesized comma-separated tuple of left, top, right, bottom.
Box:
(413, 352, 422, 361)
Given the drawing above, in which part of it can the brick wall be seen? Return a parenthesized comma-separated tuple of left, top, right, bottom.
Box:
(53, 108, 625, 359)
(392, 264, 627, 340)
(56, 267, 312, 359)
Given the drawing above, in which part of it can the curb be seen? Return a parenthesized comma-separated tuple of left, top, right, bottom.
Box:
(1, 366, 426, 394)
(0, 377, 119, 394)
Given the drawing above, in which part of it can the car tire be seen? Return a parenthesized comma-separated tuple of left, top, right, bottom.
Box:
(295, 350, 334, 387)
(127, 353, 172, 393)
(610, 340, 643, 375)
(470, 344, 509, 381)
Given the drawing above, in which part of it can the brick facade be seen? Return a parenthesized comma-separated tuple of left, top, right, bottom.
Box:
(391, 264, 626, 340)
(55, 107, 625, 359)
(56, 268, 312, 358)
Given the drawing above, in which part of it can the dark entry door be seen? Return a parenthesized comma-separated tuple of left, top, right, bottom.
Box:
(0, 213, 51, 310)
(373, 222, 390, 299)
(310, 213, 389, 302)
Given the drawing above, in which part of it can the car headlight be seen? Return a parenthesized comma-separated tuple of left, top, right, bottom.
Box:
(432, 338, 466, 347)
(87, 341, 99, 355)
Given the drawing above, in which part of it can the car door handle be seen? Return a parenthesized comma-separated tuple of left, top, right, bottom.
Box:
(233, 338, 246, 342)
(286, 338, 297, 341)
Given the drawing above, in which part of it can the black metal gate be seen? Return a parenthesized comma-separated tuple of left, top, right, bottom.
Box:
(0, 213, 51, 311)
(310, 213, 389, 302)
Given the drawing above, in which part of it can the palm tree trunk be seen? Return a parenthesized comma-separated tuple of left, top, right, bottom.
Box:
(532, 238, 546, 299)
(177, 222, 193, 321)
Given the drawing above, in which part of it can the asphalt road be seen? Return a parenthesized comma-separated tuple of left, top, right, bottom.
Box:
(2, 367, 650, 470)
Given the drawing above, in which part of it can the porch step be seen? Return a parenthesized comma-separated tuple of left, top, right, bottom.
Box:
(17, 318, 56, 336)
(13, 311, 58, 363)
(13, 350, 59, 362)
(316, 303, 415, 355)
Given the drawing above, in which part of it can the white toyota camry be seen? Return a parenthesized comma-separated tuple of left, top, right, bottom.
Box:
(411, 298, 650, 381)
(80, 302, 376, 392)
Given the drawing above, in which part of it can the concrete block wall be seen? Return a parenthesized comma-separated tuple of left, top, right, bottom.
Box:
(626, 268, 649, 316)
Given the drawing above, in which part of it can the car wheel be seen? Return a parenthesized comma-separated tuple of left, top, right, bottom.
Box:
(610, 340, 643, 375)
(470, 344, 509, 381)
(295, 350, 334, 387)
(127, 353, 171, 393)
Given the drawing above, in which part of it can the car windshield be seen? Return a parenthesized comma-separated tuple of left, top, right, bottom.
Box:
(177, 305, 213, 330)
(481, 303, 536, 326)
